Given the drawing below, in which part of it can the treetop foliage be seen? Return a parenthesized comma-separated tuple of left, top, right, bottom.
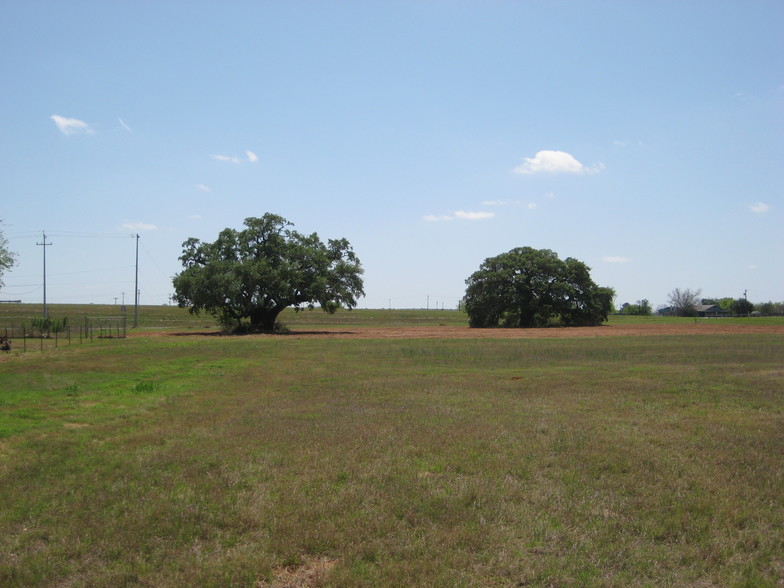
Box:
(172, 214, 364, 332)
(464, 246, 614, 328)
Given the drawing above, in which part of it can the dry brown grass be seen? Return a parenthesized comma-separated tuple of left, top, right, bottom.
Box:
(259, 557, 338, 588)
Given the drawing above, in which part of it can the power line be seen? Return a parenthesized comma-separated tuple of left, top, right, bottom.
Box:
(36, 231, 52, 318)
(11, 230, 134, 239)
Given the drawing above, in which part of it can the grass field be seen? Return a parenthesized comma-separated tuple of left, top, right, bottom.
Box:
(1, 305, 782, 586)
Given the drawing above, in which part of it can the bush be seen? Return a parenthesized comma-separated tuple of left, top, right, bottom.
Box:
(31, 316, 69, 334)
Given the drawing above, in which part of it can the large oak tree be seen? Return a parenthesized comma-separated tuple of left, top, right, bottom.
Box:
(172, 214, 364, 331)
(464, 247, 614, 328)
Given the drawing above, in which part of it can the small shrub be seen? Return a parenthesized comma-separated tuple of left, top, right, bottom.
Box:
(131, 380, 160, 394)
(31, 316, 69, 334)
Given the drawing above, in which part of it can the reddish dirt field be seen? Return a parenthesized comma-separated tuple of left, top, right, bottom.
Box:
(160, 322, 784, 341)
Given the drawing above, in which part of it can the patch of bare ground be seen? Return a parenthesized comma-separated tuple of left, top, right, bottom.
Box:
(161, 322, 784, 341)
(258, 557, 337, 588)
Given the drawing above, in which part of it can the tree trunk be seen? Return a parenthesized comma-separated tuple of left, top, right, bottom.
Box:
(249, 307, 283, 332)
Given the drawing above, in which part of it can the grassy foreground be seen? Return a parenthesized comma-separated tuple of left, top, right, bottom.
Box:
(0, 318, 783, 585)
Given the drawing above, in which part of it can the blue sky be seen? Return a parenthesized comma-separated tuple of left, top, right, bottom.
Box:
(1, 1, 781, 310)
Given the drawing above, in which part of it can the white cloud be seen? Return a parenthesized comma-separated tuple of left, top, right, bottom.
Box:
(513, 150, 603, 175)
(454, 210, 495, 220)
(424, 210, 495, 222)
(613, 139, 642, 147)
(211, 154, 241, 164)
(51, 114, 94, 135)
(748, 202, 769, 213)
(187, 214, 202, 220)
(195, 184, 211, 192)
(121, 222, 158, 232)
(603, 256, 631, 263)
(484, 194, 553, 207)
(118, 117, 133, 133)
(211, 150, 258, 164)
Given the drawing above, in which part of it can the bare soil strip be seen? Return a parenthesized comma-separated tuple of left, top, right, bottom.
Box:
(161, 323, 784, 341)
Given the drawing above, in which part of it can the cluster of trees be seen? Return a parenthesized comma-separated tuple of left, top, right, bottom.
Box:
(615, 289, 784, 318)
(619, 299, 652, 316)
(756, 301, 784, 315)
(172, 225, 615, 332)
(661, 288, 763, 317)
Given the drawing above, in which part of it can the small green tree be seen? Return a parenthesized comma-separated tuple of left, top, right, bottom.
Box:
(172, 214, 364, 332)
(730, 298, 754, 316)
(464, 247, 614, 328)
(620, 299, 652, 316)
(0, 220, 16, 291)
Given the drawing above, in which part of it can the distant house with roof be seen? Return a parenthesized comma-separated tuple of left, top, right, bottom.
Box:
(657, 304, 729, 317)
(695, 304, 728, 317)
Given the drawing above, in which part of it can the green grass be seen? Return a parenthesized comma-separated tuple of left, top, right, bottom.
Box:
(3, 302, 782, 333)
(0, 303, 470, 331)
(1, 328, 782, 586)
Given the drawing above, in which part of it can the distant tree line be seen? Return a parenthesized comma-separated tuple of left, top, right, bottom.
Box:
(619, 288, 784, 317)
(619, 299, 652, 316)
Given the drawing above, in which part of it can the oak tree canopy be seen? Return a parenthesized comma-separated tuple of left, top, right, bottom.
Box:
(172, 214, 364, 332)
(464, 247, 614, 328)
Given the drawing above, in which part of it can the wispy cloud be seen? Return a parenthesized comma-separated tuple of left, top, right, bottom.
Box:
(603, 256, 631, 263)
(454, 210, 494, 220)
(748, 202, 769, 213)
(424, 210, 495, 222)
(211, 150, 258, 164)
(118, 117, 133, 133)
(613, 139, 643, 147)
(513, 150, 603, 175)
(482, 199, 541, 209)
(51, 114, 94, 135)
(187, 214, 202, 221)
(195, 184, 211, 192)
(121, 222, 158, 232)
(211, 154, 241, 164)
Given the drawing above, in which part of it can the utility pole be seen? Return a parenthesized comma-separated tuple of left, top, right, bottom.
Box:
(36, 231, 52, 318)
(134, 234, 139, 328)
